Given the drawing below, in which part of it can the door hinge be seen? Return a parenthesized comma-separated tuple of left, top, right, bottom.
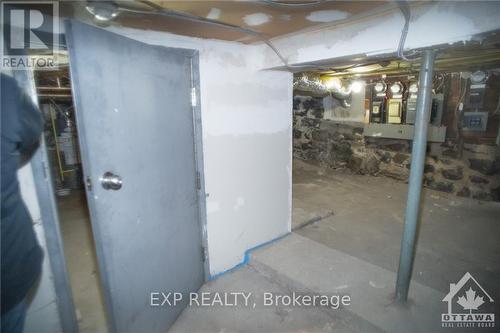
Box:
(202, 246, 207, 262)
(41, 161, 49, 180)
(195, 171, 201, 190)
(86, 177, 93, 191)
(191, 87, 197, 107)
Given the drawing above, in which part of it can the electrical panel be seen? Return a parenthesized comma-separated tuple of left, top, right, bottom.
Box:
(366, 71, 492, 132)
(467, 84, 487, 108)
(370, 82, 387, 123)
(463, 70, 489, 132)
(466, 70, 488, 109)
(405, 98, 417, 124)
(368, 80, 444, 126)
(371, 101, 385, 123)
(462, 112, 489, 131)
(430, 93, 444, 126)
(387, 99, 403, 124)
(405, 82, 418, 124)
(387, 82, 404, 124)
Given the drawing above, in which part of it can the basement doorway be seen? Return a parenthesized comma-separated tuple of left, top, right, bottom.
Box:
(35, 68, 108, 333)
(31, 20, 208, 333)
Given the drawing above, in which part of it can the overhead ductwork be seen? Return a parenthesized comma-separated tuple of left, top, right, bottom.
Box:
(293, 73, 352, 104)
(293, 73, 330, 97)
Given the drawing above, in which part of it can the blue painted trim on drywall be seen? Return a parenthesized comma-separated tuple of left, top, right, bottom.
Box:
(208, 232, 290, 280)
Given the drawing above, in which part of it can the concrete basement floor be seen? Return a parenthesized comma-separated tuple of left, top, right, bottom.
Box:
(291, 159, 500, 301)
(52, 159, 500, 332)
(172, 159, 499, 333)
(169, 265, 373, 333)
(57, 190, 108, 333)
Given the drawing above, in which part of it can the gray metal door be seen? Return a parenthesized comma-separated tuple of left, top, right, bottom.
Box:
(65, 20, 205, 333)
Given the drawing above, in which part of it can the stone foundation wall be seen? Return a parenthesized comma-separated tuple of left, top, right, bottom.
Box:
(293, 96, 500, 201)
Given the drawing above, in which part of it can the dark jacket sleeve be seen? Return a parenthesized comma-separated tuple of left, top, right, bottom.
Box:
(17, 88, 43, 154)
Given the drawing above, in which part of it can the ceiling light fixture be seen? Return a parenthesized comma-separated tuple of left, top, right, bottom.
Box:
(323, 77, 342, 91)
(85, 1, 120, 22)
(350, 81, 363, 93)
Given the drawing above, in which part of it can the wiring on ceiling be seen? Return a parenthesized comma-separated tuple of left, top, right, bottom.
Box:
(433, 73, 448, 93)
(261, 0, 326, 7)
(396, 1, 411, 61)
(137, 1, 262, 37)
(84, 0, 333, 71)
(138, 1, 335, 71)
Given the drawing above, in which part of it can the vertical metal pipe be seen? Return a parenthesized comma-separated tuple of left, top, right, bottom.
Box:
(395, 49, 436, 302)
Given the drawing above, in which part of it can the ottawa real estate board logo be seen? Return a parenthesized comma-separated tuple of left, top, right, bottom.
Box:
(1, 1, 58, 69)
(442, 272, 495, 328)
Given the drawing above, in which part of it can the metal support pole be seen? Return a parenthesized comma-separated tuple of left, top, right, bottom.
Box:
(395, 49, 436, 302)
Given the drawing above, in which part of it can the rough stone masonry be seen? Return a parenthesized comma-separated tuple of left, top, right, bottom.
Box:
(293, 96, 500, 201)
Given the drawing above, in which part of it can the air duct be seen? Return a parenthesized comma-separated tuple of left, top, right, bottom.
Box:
(293, 73, 352, 103)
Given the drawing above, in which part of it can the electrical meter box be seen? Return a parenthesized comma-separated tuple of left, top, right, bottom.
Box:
(370, 100, 385, 123)
(467, 84, 487, 109)
(405, 98, 417, 124)
(466, 70, 488, 109)
(370, 82, 387, 123)
(386, 82, 404, 124)
(430, 93, 444, 126)
(462, 112, 488, 131)
(405, 82, 418, 124)
(387, 99, 403, 124)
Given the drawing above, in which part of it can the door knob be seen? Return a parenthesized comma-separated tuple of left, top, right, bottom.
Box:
(100, 172, 122, 190)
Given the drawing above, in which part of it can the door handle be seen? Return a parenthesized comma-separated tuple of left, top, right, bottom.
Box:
(100, 172, 123, 190)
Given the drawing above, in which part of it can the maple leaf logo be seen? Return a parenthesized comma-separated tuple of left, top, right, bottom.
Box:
(457, 287, 485, 313)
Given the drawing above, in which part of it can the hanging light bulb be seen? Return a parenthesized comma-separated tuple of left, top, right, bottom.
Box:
(350, 81, 363, 93)
(323, 77, 342, 91)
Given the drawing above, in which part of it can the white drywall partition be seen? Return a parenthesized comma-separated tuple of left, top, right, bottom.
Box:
(263, 1, 500, 67)
(106, 26, 293, 276)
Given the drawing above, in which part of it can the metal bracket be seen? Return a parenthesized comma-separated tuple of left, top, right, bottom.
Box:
(201, 246, 207, 262)
(195, 171, 201, 190)
(191, 87, 197, 107)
